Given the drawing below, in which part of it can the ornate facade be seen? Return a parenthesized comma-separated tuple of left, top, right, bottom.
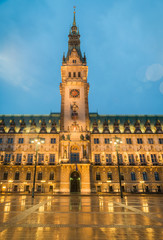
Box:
(0, 11, 163, 194)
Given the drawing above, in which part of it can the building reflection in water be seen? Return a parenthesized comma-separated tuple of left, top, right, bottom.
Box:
(99, 196, 104, 211)
(142, 200, 149, 213)
(108, 202, 114, 212)
(69, 196, 81, 211)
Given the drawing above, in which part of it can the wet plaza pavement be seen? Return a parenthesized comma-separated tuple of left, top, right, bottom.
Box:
(0, 195, 163, 239)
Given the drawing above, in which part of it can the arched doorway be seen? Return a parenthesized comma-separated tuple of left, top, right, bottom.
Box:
(70, 171, 80, 193)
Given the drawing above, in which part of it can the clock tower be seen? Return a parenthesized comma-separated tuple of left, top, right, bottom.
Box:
(60, 9, 89, 132)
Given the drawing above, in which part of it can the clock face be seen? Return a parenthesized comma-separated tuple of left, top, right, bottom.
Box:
(70, 89, 80, 98)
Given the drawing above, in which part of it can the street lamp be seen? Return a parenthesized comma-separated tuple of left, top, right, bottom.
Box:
(31, 137, 45, 198)
(110, 136, 123, 198)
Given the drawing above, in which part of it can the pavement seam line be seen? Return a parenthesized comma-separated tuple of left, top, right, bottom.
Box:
(114, 201, 163, 224)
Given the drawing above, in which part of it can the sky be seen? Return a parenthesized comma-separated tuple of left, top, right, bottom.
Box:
(0, 0, 163, 115)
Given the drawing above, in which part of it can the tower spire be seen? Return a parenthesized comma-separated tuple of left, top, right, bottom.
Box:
(73, 6, 76, 26)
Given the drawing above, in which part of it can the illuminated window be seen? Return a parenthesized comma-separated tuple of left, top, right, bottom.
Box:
(8, 138, 13, 144)
(126, 138, 132, 144)
(104, 138, 110, 144)
(131, 172, 136, 181)
(38, 172, 42, 180)
(49, 172, 54, 180)
(15, 171, 19, 180)
(107, 172, 112, 180)
(96, 172, 101, 181)
(51, 138, 56, 144)
(137, 138, 143, 144)
(154, 172, 160, 181)
(148, 138, 153, 144)
(18, 138, 24, 144)
(94, 138, 99, 144)
(26, 172, 31, 180)
(3, 172, 8, 180)
(143, 172, 148, 181)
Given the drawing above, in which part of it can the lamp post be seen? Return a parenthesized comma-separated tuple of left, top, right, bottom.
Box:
(31, 137, 45, 198)
(110, 136, 123, 198)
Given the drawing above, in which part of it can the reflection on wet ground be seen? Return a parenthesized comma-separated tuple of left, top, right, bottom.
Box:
(0, 195, 163, 239)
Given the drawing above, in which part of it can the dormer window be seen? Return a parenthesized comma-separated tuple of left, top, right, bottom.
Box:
(73, 72, 76, 77)
(69, 72, 71, 77)
(73, 60, 76, 63)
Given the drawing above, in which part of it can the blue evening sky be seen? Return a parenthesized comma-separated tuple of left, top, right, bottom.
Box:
(0, 0, 163, 115)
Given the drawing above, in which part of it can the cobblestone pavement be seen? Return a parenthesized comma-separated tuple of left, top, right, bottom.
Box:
(0, 195, 163, 240)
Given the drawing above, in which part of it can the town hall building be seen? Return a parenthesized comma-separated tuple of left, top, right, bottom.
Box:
(0, 10, 163, 194)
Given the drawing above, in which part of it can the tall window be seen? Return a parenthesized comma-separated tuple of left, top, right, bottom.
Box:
(118, 154, 123, 164)
(49, 154, 55, 164)
(107, 172, 112, 180)
(120, 173, 124, 181)
(128, 154, 134, 163)
(143, 172, 148, 181)
(73, 60, 76, 63)
(38, 154, 44, 164)
(96, 172, 101, 181)
(49, 172, 54, 180)
(158, 138, 163, 144)
(78, 72, 81, 77)
(140, 154, 146, 163)
(26, 172, 31, 180)
(126, 138, 132, 144)
(38, 172, 42, 180)
(151, 154, 157, 163)
(5, 154, 11, 163)
(94, 138, 99, 144)
(8, 138, 13, 144)
(16, 154, 22, 164)
(95, 154, 100, 164)
(51, 138, 56, 144)
(148, 138, 153, 144)
(27, 154, 33, 164)
(73, 72, 76, 77)
(18, 138, 24, 144)
(69, 72, 71, 77)
(131, 172, 136, 181)
(3, 172, 8, 180)
(0, 138, 2, 144)
(106, 154, 112, 164)
(154, 172, 160, 181)
(137, 138, 143, 144)
(104, 138, 110, 144)
(15, 171, 19, 180)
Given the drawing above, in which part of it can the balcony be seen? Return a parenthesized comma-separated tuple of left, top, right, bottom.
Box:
(94, 162, 101, 166)
(49, 162, 55, 165)
(129, 162, 135, 166)
(152, 162, 159, 166)
(141, 162, 147, 166)
(26, 162, 33, 165)
(106, 162, 113, 166)
(15, 162, 21, 165)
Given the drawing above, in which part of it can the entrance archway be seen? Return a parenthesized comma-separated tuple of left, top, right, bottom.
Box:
(70, 171, 80, 193)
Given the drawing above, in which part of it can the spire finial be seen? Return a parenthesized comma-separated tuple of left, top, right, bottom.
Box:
(73, 6, 76, 26)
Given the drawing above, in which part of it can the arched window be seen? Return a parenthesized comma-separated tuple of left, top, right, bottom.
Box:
(73, 60, 76, 63)
(38, 172, 42, 180)
(3, 172, 8, 180)
(15, 171, 19, 180)
(73, 72, 76, 77)
(154, 172, 159, 181)
(96, 172, 101, 181)
(131, 172, 136, 181)
(49, 172, 54, 180)
(26, 172, 31, 180)
(143, 172, 147, 181)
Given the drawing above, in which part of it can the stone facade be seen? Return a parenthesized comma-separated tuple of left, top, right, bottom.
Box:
(0, 11, 163, 194)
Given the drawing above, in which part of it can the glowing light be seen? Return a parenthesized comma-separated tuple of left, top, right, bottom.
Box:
(41, 180, 46, 183)
(8, 180, 13, 183)
(2, 186, 6, 189)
